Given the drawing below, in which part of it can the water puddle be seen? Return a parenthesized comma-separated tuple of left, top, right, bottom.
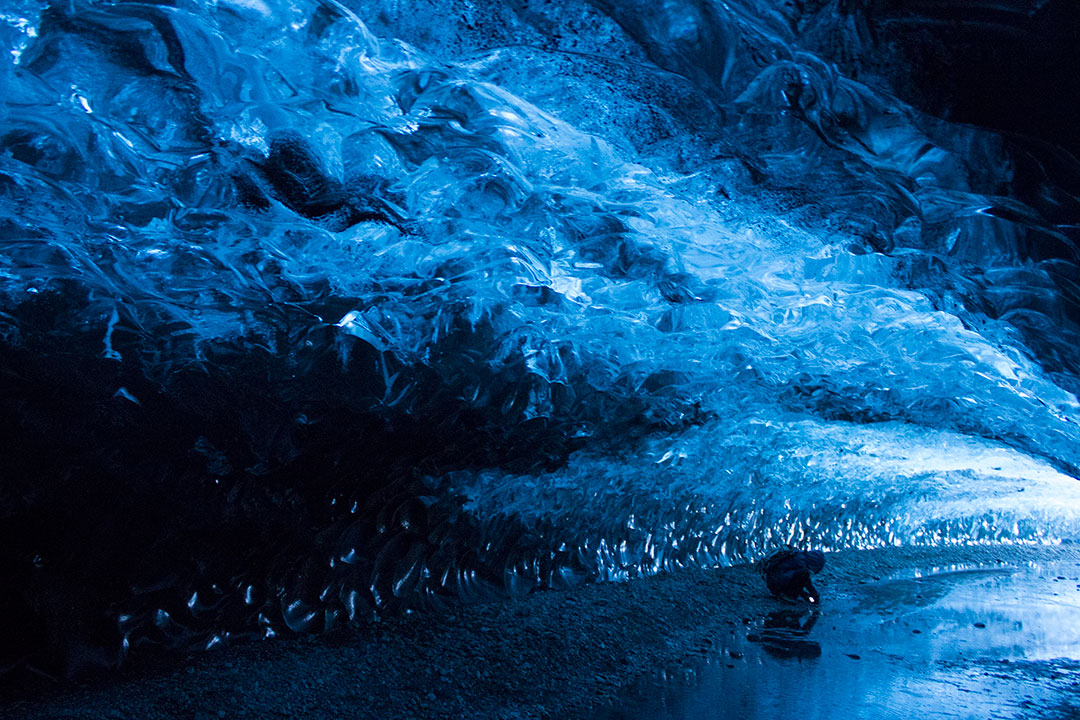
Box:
(593, 561, 1080, 719)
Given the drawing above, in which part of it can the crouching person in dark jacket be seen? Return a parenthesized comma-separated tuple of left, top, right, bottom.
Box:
(761, 549, 826, 603)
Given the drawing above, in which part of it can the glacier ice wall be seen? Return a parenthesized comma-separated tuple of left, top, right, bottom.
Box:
(1, 0, 1080, 676)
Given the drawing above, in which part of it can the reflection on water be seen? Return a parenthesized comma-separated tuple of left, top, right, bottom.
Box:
(748, 610, 821, 660)
(593, 561, 1080, 720)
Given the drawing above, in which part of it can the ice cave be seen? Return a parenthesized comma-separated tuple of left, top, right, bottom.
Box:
(1, 0, 1079, 717)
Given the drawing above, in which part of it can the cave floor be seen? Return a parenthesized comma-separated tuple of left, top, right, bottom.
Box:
(592, 552, 1080, 720)
(4, 544, 1080, 720)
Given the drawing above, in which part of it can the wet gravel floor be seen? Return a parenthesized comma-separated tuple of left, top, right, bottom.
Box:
(4, 543, 1080, 720)
(592, 554, 1080, 720)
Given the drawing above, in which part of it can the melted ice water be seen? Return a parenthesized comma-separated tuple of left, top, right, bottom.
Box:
(594, 561, 1080, 720)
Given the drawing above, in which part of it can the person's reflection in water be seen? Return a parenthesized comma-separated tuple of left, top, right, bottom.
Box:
(750, 609, 822, 660)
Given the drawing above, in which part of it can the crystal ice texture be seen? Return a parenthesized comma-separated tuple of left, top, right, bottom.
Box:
(1, 0, 1078, 664)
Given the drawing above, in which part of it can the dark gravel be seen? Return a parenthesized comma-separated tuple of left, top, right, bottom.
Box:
(4, 543, 1078, 720)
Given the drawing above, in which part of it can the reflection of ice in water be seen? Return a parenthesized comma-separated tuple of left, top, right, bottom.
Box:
(595, 562, 1080, 720)
(847, 563, 1080, 718)
(878, 563, 1080, 663)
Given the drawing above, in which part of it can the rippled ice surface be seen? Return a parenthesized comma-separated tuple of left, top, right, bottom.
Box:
(594, 560, 1080, 720)
(2, 0, 1080, 671)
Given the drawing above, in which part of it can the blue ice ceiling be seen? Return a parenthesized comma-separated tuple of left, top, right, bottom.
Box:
(1, 0, 1080, 675)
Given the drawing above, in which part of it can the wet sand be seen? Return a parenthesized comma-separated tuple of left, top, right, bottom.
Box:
(4, 543, 1080, 720)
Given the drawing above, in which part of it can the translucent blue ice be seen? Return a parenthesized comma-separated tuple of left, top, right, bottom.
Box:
(2, 0, 1079, 657)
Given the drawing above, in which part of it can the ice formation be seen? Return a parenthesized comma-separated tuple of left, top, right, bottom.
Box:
(1, 0, 1078, 674)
